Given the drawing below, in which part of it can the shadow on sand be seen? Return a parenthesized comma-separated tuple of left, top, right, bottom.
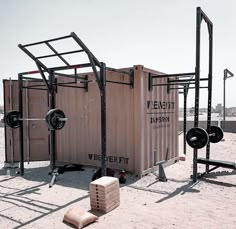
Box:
(0, 164, 139, 229)
(0, 164, 137, 191)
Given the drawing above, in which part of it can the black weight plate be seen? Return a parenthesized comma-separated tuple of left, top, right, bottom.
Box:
(45, 109, 66, 130)
(4, 110, 21, 128)
(207, 126, 224, 143)
(186, 127, 209, 149)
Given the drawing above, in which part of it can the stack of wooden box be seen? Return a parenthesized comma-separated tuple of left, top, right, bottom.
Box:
(89, 176, 120, 213)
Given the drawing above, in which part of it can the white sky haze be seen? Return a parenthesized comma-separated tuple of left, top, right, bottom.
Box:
(0, 0, 236, 108)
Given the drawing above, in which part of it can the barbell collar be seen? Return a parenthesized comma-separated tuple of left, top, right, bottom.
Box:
(208, 133, 215, 137)
(189, 133, 215, 140)
(190, 136, 197, 142)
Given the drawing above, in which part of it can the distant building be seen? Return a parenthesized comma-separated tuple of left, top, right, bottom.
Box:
(215, 103, 223, 116)
(199, 108, 208, 113)
(0, 105, 3, 114)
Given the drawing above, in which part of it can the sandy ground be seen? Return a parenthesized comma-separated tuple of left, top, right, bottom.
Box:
(0, 128, 236, 229)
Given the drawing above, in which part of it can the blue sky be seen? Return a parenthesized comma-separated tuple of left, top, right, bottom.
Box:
(0, 0, 235, 108)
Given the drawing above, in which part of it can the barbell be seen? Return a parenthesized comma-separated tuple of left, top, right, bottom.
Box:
(4, 109, 67, 130)
(186, 126, 224, 149)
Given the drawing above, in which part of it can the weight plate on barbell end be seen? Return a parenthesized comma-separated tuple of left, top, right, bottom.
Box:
(4, 110, 21, 129)
(186, 127, 209, 149)
(207, 126, 224, 143)
(45, 109, 66, 130)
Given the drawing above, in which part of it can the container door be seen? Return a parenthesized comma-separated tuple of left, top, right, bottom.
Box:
(3, 79, 49, 163)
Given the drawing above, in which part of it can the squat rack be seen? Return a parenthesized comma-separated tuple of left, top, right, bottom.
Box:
(17, 32, 134, 184)
(148, 7, 213, 182)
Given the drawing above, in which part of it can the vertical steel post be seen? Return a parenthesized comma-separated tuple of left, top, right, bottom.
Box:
(148, 73, 153, 91)
(49, 72, 56, 172)
(9, 78, 14, 164)
(205, 23, 213, 172)
(3, 80, 8, 163)
(223, 70, 226, 122)
(100, 62, 107, 176)
(183, 86, 187, 155)
(25, 80, 30, 163)
(223, 69, 234, 126)
(18, 74, 24, 175)
(193, 7, 202, 183)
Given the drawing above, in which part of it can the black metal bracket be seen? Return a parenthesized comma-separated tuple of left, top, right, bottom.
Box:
(148, 72, 196, 93)
(148, 72, 153, 91)
(224, 69, 234, 80)
(106, 67, 134, 88)
(84, 75, 88, 92)
(130, 69, 134, 88)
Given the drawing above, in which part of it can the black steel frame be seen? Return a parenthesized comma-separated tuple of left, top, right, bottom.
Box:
(10, 7, 231, 184)
(194, 7, 213, 181)
(148, 7, 214, 183)
(17, 32, 134, 182)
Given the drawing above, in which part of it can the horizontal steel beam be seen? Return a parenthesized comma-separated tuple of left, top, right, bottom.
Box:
(21, 35, 72, 47)
(54, 72, 86, 80)
(169, 86, 208, 90)
(36, 49, 84, 59)
(152, 72, 196, 78)
(169, 78, 208, 83)
(106, 67, 131, 75)
(106, 80, 131, 86)
(19, 63, 92, 76)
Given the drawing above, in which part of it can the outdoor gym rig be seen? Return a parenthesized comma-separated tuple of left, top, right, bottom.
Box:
(5, 7, 235, 185)
(148, 7, 236, 182)
(13, 32, 133, 187)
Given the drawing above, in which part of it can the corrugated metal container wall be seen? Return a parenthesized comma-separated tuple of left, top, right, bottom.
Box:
(56, 65, 178, 176)
(131, 66, 178, 175)
(139, 66, 178, 175)
(56, 68, 135, 172)
(3, 80, 49, 163)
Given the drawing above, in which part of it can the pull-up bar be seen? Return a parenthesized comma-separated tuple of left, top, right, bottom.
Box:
(152, 72, 196, 78)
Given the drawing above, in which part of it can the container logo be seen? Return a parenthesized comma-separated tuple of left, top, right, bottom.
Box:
(88, 154, 129, 164)
(146, 100, 175, 129)
(147, 101, 175, 110)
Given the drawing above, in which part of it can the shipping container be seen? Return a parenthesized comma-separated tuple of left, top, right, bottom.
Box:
(3, 65, 179, 176)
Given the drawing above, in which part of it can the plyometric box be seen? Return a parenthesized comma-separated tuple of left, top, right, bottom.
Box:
(3, 65, 179, 177)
